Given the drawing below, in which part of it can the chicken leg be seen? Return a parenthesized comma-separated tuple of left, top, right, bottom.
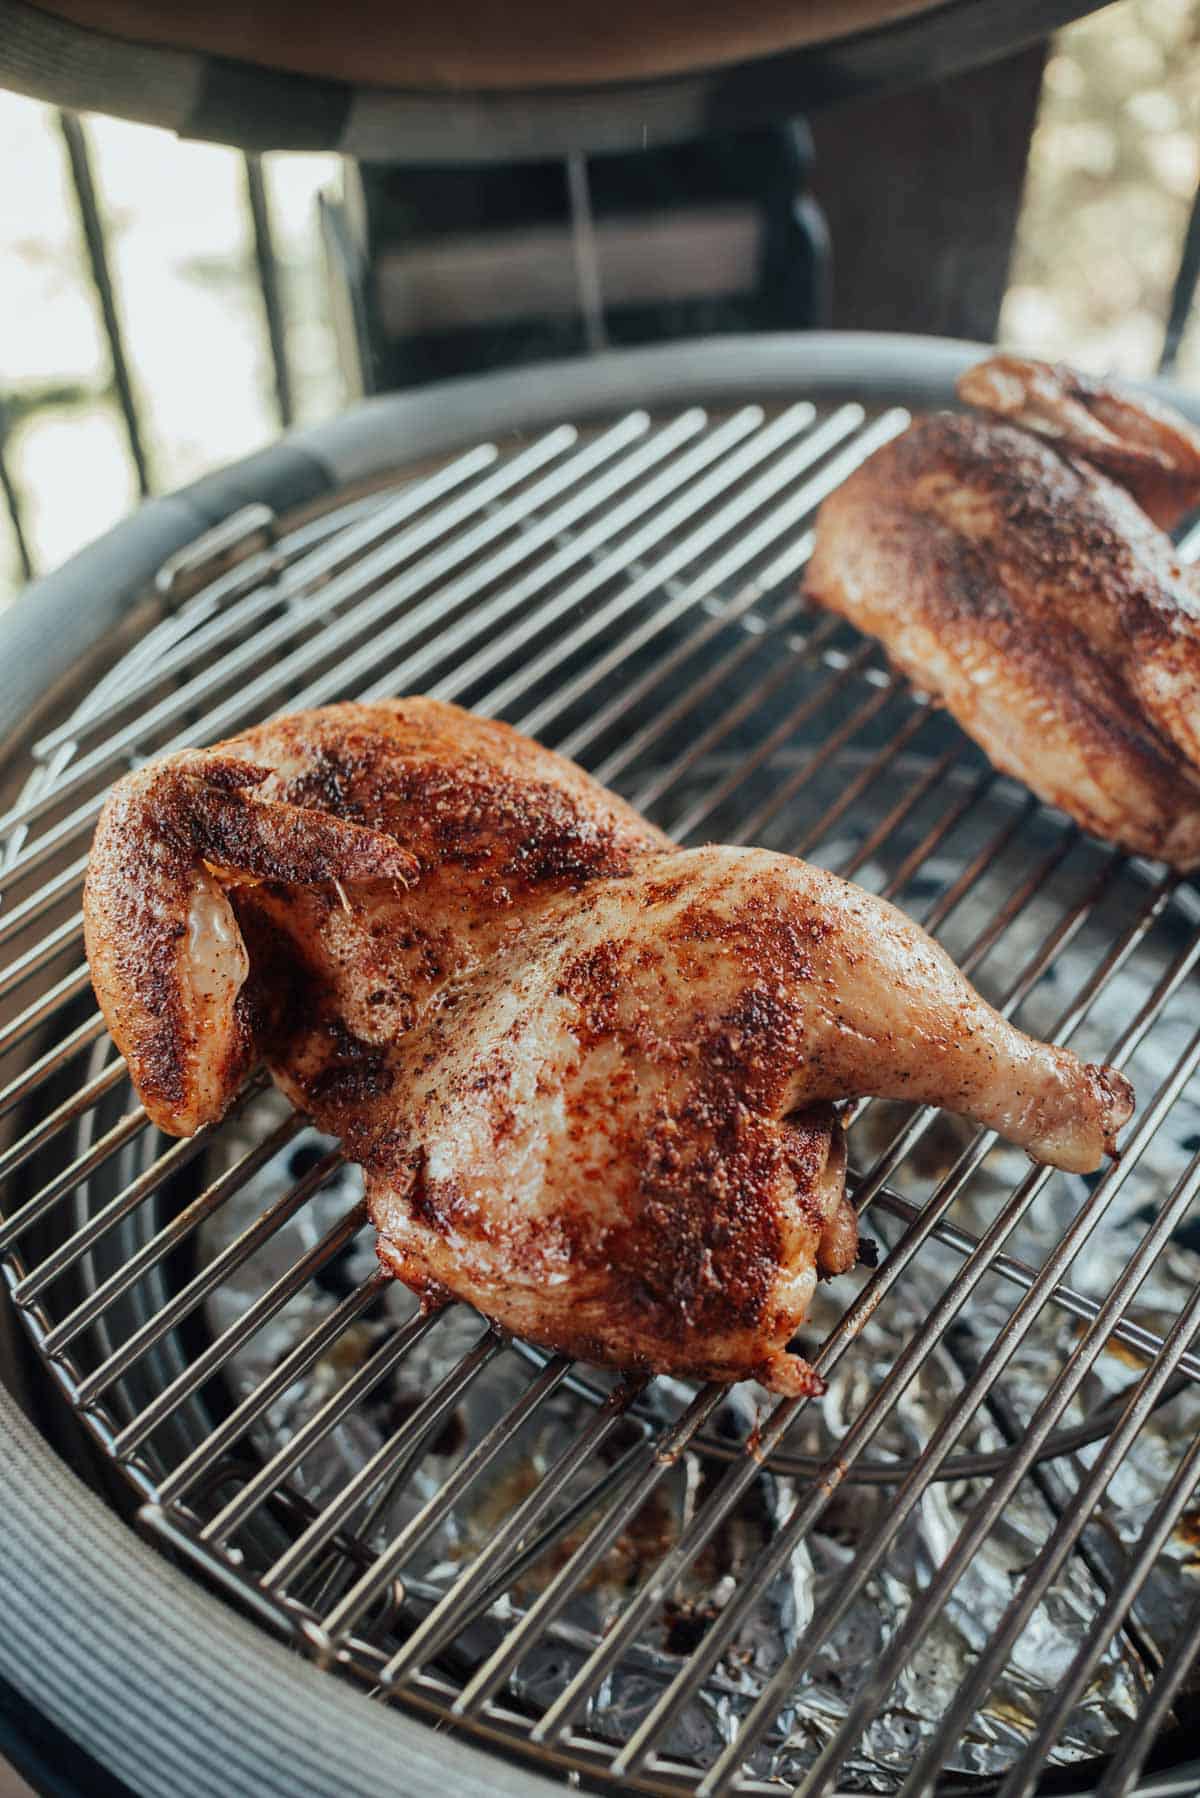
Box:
(361, 845, 1131, 1392)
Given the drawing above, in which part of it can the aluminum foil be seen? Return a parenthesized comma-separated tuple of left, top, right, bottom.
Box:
(200, 765, 1200, 1791)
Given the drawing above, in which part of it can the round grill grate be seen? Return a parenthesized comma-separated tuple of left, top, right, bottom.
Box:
(2, 367, 1200, 1797)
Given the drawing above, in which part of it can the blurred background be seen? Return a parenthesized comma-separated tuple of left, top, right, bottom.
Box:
(2, 0, 1198, 607)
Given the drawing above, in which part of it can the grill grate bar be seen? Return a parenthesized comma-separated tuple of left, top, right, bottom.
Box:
(334, 406, 768, 716)
(35, 1109, 304, 1350)
(666, 639, 878, 842)
(791, 699, 933, 858)
(687, 1025, 1200, 1797)
(0, 963, 91, 1057)
(506, 506, 817, 747)
(200, 1309, 444, 1544)
(503, 408, 886, 744)
(1094, 1590, 1200, 1798)
(32, 453, 493, 765)
(0, 424, 588, 893)
(542, 899, 1200, 1764)
(452, 1381, 728, 1721)
(0, 443, 506, 840)
(0, 1057, 129, 1225)
(410, 404, 816, 719)
(262, 1325, 507, 1595)
(0, 1012, 107, 1121)
(503, 411, 906, 751)
(0, 856, 88, 954)
(70, 1132, 340, 1405)
(10, 1125, 210, 1303)
(379, 1376, 648, 1687)
(298, 1353, 574, 1632)
(153, 1266, 389, 1506)
(0, 915, 86, 1004)
(37, 547, 284, 757)
(784, 1120, 1200, 1798)
(113, 1191, 367, 1458)
(0, 1104, 149, 1256)
(872, 1187, 1200, 1386)
(560, 588, 807, 774)
(629, 614, 843, 818)
(446, 404, 840, 725)
(729, 670, 903, 847)
(904, 791, 1043, 947)
(121, 415, 647, 756)
(454, 1433, 654, 1640)
(289, 405, 732, 717)
(903, 1278, 1200, 1797)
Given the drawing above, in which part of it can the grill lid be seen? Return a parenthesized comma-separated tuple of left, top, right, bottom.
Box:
(2, 0, 1108, 158)
(1, 337, 1200, 1797)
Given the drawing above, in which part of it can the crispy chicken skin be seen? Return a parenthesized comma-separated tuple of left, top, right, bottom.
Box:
(807, 356, 1200, 867)
(84, 699, 1132, 1393)
(959, 354, 1200, 530)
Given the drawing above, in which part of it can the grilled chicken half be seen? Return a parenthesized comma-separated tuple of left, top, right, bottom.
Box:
(807, 355, 1200, 867)
(84, 698, 1133, 1393)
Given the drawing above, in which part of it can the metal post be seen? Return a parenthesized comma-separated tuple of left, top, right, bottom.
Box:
(58, 111, 152, 497)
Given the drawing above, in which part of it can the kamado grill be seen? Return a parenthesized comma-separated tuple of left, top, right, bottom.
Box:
(0, 335, 1198, 1798)
(4, 3, 1200, 1794)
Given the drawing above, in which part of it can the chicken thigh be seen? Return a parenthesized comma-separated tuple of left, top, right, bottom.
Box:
(84, 700, 1132, 1393)
(807, 355, 1200, 867)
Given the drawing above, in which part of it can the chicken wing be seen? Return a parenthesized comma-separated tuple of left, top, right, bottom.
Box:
(84, 699, 1132, 1393)
(807, 357, 1200, 867)
(85, 698, 665, 1136)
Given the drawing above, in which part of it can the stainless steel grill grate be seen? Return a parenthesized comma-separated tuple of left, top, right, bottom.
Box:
(3, 389, 1200, 1798)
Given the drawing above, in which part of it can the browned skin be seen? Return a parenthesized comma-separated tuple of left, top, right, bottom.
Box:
(84, 699, 1133, 1394)
(959, 354, 1200, 530)
(807, 360, 1200, 868)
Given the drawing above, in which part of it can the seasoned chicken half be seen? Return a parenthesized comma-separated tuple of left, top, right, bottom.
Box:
(807, 355, 1200, 867)
(84, 700, 1132, 1394)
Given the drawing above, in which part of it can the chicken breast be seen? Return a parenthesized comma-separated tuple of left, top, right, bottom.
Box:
(807, 359, 1200, 866)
